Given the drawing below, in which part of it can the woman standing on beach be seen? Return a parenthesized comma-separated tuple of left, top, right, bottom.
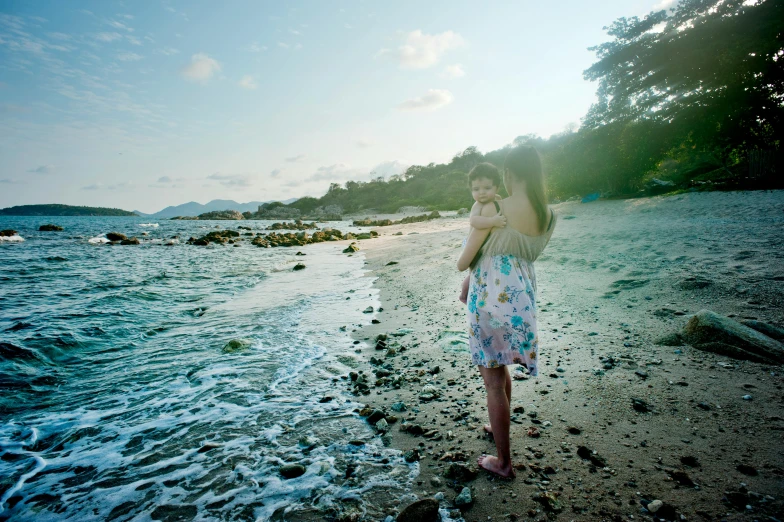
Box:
(457, 146, 556, 478)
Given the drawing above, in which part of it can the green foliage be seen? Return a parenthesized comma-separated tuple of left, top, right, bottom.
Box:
(270, 0, 781, 212)
(0, 204, 137, 216)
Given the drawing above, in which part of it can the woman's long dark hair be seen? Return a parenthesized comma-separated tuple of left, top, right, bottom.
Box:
(504, 146, 548, 232)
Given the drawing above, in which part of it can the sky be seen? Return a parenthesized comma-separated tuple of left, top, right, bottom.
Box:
(0, 0, 674, 213)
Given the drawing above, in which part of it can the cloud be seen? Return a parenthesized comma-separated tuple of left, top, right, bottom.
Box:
(378, 30, 464, 69)
(126, 35, 142, 46)
(107, 19, 133, 32)
(47, 32, 72, 41)
(158, 176, 172, 183)
(356, 139, 373, 148)
(181, 53, 220, 82)
(238, 75, 257, 89)
(207, 173, 253, 188)
(82, 182, 133, 191)
(244, 42, 267, 52)
(117, 52, 143, 61)
(443, 63, 465, 78)
(27, 165, 53, 174)
(397, 89, 454, 111)
(307, 163, 365, 183)
(271, 169, 282, 177)
(285, 154, 306, 163)
(289, 29, 301, 36)
(370, 160, 409, 178)
(0, 178, 17, 184)
(653, 0, 677, 9)
(278, 42, 290, 49)
(95, 32, 123, 42)
(158, 47, 179, 56)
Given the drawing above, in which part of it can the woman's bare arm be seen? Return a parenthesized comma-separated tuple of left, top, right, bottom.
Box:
(457, 202, 498, 271)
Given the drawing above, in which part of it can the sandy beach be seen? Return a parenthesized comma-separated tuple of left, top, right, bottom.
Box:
(347, 190, 784, 522)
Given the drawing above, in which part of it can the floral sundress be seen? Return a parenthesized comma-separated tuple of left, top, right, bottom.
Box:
(467, 254, 539, 375)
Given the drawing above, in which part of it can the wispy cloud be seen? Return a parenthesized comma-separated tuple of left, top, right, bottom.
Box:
(106, 19, 133, 32)
(27, 165, 54, 174)
(157, 47, 179, 56)
(443, 63, 465, 78)
(285, 154, 305, 163)
(356, 139, 373, 148)
(289, 28, 301, 36)
(117, 52, 143, 62)
(181, 53, 220, 83)
(244, 42, 267, 52)
(377, 30, 464, 69)
(398, 89, 454, 111)
(238, 75, 257, 89)
(278, 42, 290, 49)
(207, 173, 253, 188)
(95, 32, 123, 42)
(82, 182, 134, 191)
(271, 169, 282, 177)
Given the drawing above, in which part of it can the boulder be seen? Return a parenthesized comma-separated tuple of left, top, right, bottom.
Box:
(39, 224, 63, 231)
(343, 242, 360, 253)
(0, 229, 17, 237)
(121, 237, 140, 245)
(293, 263, 306, 271)
(106, 232, 127, 241)
(222, 339, 252, 353)
(683, 310, 783, 363)
(741, 320, 784, 342)
(279, 463, 306, 479)
(396, 499, 439, 522)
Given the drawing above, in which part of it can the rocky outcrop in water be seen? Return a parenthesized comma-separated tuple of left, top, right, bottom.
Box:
(251, 229, 349, 248)
(353, 211, 440, 227)
(197, 210, 245, 220)
(187, 230, 240, 245)
(266, 220, 318, 231)
(39, 224, 63, 231)
(106, 232, 127, 241)
(1, 229, 18, 237)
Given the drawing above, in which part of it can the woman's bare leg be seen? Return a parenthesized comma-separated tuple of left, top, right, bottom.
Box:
(477, 365, 515, 478)
(484, 370, 511, 434)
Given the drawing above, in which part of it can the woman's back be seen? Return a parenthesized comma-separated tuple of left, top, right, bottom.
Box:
(502, 194, 548, 237)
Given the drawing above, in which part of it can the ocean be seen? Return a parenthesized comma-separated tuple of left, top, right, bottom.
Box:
(0, 217, 417, 521)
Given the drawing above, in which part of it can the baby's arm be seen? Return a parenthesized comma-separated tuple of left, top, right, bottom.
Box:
(469, 202, 506, 229)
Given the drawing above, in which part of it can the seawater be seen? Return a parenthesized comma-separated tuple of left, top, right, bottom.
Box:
(0, 217, 416, 521)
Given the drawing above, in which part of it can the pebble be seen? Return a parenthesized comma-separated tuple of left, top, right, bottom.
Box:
(647, 499, 663, 513)
(455, 487, 473, 508)
(742, 394, 753, 400)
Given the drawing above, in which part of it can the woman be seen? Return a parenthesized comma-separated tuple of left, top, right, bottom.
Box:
(457, 146, 556, 479)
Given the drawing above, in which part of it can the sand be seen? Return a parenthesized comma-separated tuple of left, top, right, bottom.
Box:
(348, 190, 784, 522)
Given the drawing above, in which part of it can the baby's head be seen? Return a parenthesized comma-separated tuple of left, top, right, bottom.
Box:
(468, 163, 501, 204)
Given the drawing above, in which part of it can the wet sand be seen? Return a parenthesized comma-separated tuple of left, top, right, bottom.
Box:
(350, 190, 784, 521)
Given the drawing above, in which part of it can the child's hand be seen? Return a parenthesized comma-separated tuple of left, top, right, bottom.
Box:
(491, 214, 507, 228)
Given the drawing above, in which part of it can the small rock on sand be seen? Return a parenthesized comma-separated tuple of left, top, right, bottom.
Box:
(455, 487, 473, 508)
(396, 498, 439, 522)
(279, 463, 306, 479)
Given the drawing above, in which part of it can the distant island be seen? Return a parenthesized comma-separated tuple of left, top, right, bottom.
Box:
(0, 204, 138, 216)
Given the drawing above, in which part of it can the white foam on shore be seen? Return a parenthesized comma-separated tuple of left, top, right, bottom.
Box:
(88, 234, 109, 244)
(0, 234, 24, 242)
(139, 223, 159, 228)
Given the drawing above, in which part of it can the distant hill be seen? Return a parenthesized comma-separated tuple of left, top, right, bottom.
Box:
(140, 198, 298, 218)
(0, 204, 137, 216)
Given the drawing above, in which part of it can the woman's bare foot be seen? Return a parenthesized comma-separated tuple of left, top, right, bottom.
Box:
(483, 424, 493, 435)
(477, 455, 516, 479)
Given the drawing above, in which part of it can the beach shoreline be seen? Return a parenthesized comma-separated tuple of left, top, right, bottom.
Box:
(349, 190, 784, 522)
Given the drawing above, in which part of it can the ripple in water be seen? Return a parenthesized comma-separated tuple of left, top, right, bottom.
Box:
(0, 216, 417, 521)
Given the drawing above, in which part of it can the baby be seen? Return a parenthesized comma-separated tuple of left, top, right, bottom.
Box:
(459, 163, 506, 304)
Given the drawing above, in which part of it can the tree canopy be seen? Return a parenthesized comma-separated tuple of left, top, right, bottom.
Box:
(267, 0, 782, 214)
